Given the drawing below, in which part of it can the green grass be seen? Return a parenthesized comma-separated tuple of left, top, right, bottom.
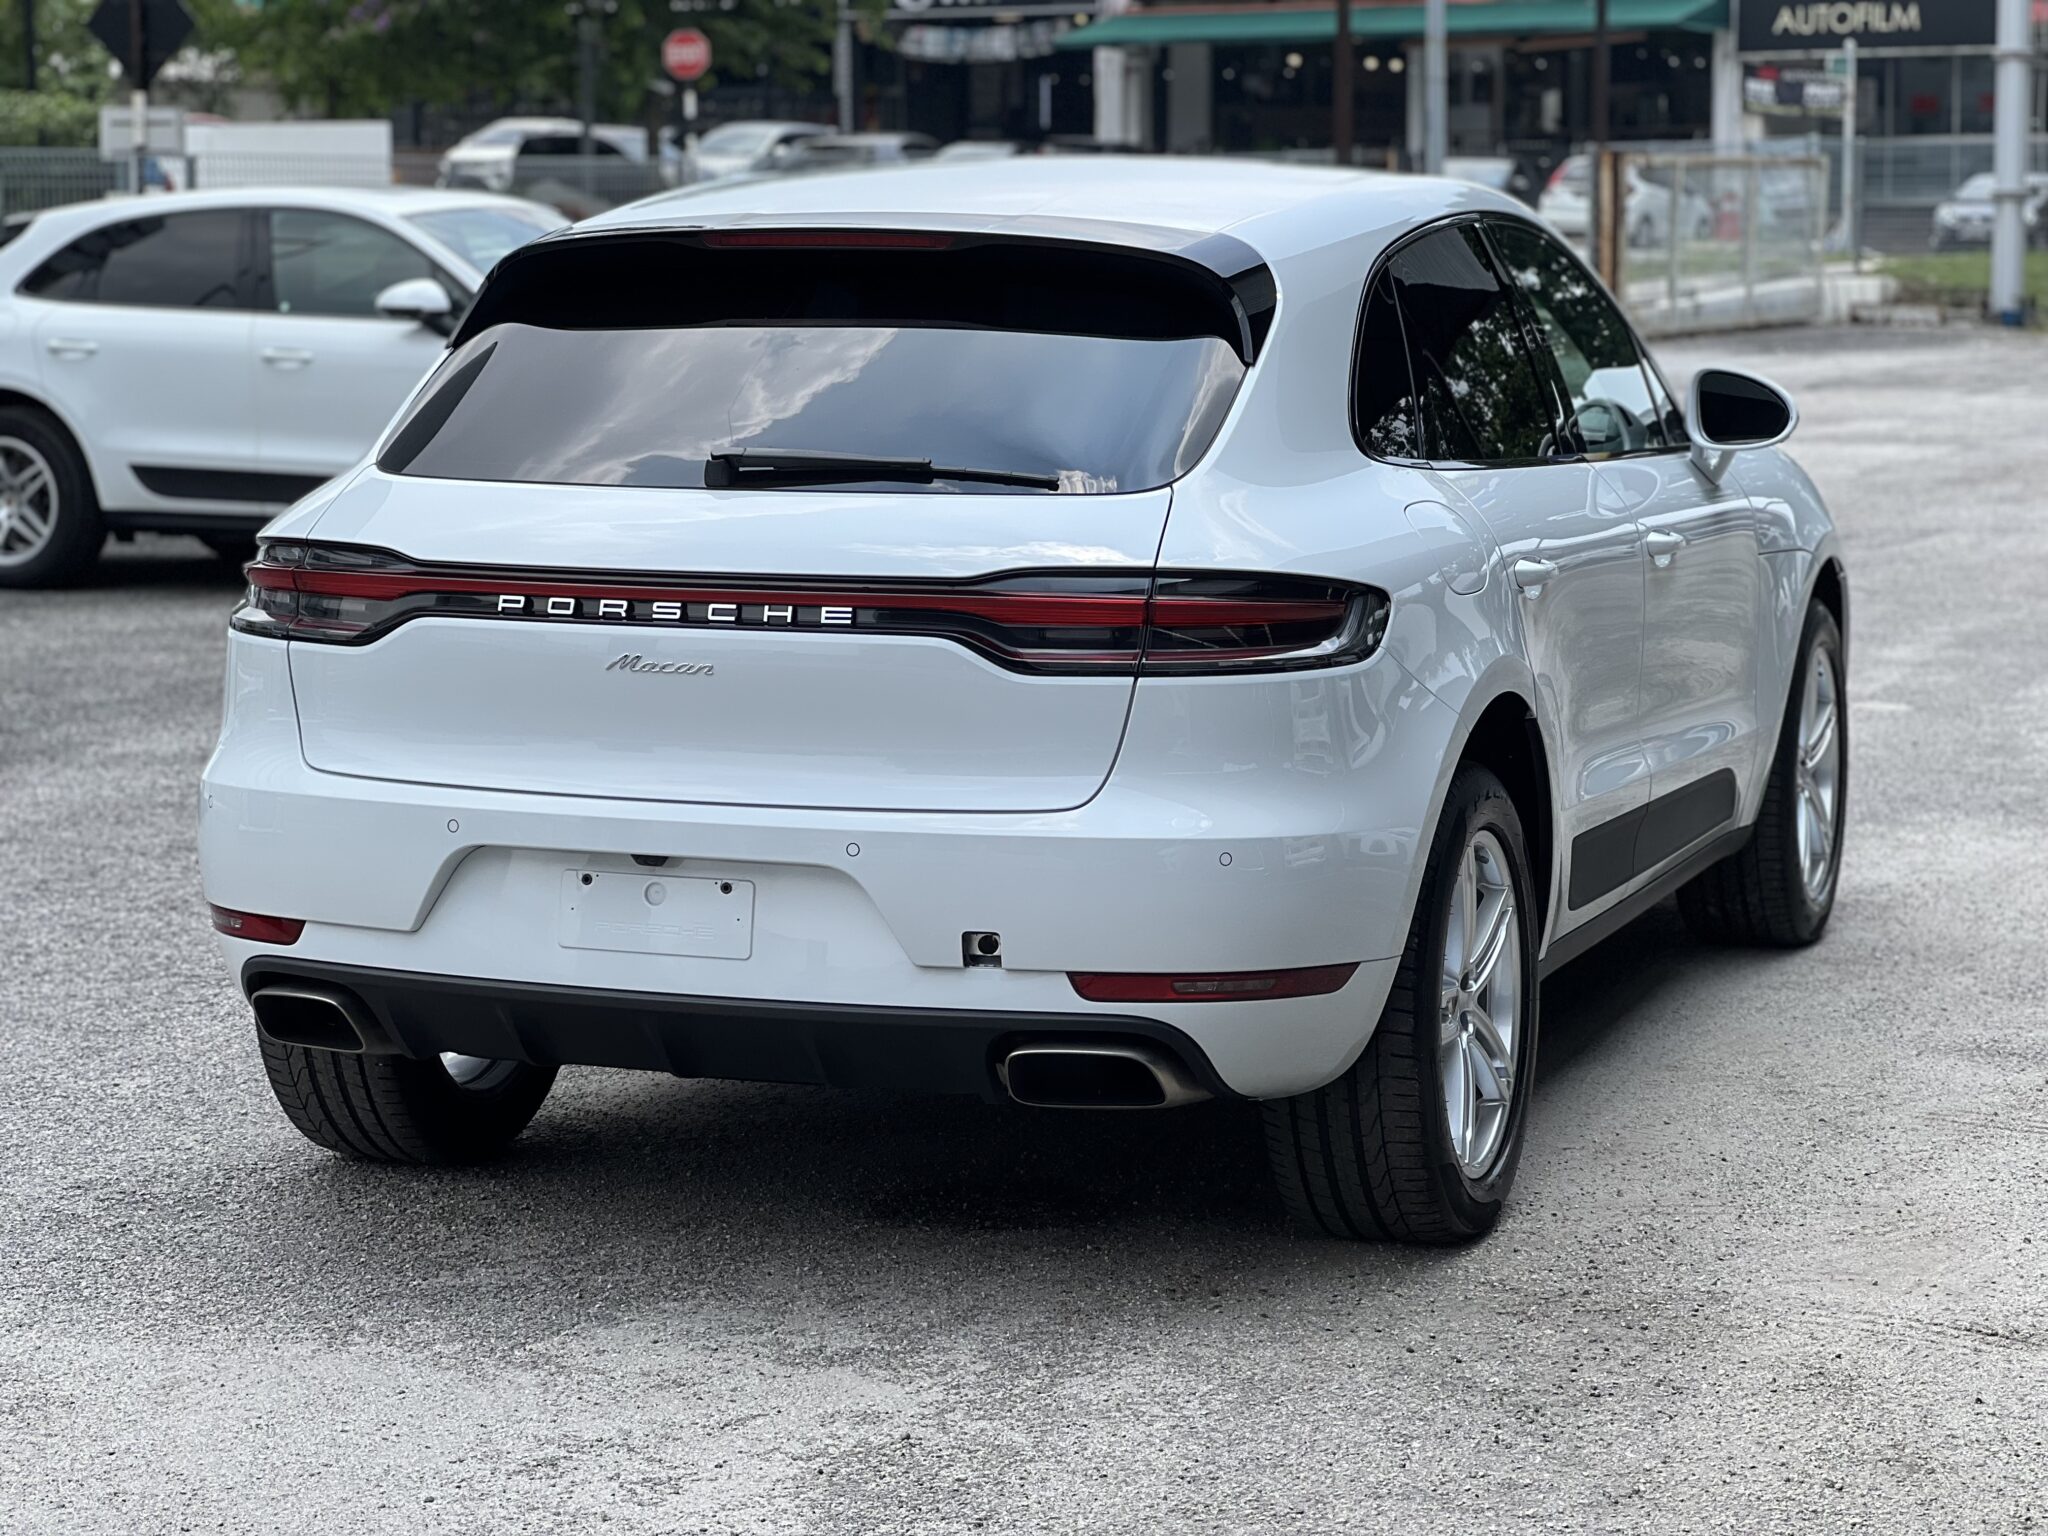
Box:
(1878, 249, 2048, 311)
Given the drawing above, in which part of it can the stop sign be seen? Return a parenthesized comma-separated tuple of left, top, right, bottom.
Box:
(663, 28, 711, 83)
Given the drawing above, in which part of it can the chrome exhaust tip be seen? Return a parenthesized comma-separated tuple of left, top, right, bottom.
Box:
(998, 1041, 1212, 1110)
(249, 984, 372, 1054)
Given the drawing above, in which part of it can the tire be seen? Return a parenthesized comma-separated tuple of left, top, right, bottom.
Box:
(200, 534, 259, 567)
(0, 405, 103, 588)
(1678, 601, 1846, 947)
(1264, 764, 1541, 1244)
(257, 1034, 557, 1164)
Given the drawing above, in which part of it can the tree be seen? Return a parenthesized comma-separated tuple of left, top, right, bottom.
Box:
(192, 0, 852, 123)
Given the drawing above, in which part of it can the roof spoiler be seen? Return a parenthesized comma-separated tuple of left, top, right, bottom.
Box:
(453, 217, 1278, 364)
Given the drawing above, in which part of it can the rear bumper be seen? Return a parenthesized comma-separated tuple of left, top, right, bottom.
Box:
(201, 631, 1455, 1098)
(239, 957, 1238, 1103)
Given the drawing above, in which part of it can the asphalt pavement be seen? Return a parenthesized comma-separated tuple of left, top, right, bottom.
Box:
(3, 325, 2044, 1534)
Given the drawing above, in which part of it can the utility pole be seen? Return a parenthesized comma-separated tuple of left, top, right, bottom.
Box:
(1591, 0, 1610, 267)
(1333, 0, 1353, 166)
(1422, 0, 1445, 173)
(22, 0, 35, 93)
(1990, 0, 2030, 325)
(1839, 36, 1858, 271)
(833, 8, 854, 133)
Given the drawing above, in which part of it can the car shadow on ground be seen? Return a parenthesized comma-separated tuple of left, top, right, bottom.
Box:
(221, 899, 1733, 1312)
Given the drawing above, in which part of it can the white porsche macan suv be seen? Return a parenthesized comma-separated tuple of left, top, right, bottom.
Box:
(200, 161, 1847, 1243)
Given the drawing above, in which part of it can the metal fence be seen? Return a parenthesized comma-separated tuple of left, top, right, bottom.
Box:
(1616, 151, 1830, 338)
(0, 148, 121, 216)
(0, 146, 678, 222)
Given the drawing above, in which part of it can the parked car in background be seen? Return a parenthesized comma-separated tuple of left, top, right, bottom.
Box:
(1444, 156, 1536, 204)
(201, 160, 1846, 1247)
(437, 118, 654, 192)
(683, 120, 833, 183)
(0, 186, 565, 587)
(934, 140, 1026, 162)
(1931, 171, 2048, 249)
(773, 132, 940, 171)
(1540, 154, 1713, 247)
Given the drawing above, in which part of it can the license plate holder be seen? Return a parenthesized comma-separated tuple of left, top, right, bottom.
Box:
(558, 869, 754, 959)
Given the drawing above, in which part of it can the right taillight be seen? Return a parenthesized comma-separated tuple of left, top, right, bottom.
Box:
(1141, 574, 1388, 675)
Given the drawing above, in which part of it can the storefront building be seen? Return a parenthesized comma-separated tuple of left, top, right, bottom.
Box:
(1738, 0, 2048, 231)
(1057, 0, 2045, 218)
(1062, 0, 1744, 160)
(852, 0, 1102, 142)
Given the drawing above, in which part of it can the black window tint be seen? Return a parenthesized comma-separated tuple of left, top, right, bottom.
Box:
(1386, 225, 1558, 465)
(380, 322, 1246, 495)
(22, 211, 246, 308)
(1490, 220, 1668, 456)
(269, 210, 436, 319)
(1353, 271, 1422, 459)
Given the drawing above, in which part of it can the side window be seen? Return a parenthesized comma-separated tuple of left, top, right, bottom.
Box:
(269, 210, 436, 319)
(20, 211, 247, 309)
(1488, 219, 1670, 457)
(1384, 225, 1560, 465)
(1352, 270, 1423, 460)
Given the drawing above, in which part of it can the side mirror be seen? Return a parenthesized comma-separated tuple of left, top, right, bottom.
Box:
(374, 277, 455, 334)
(1688, 367, 1797, 483)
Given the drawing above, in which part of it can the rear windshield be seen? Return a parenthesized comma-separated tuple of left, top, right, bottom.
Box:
(380, 322, 1244, 494)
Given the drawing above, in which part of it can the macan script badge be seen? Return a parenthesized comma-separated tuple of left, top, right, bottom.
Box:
(607, 654, 714, 676)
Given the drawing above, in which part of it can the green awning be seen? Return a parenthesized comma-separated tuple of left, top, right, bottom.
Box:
(1055, 0, 1728, 50)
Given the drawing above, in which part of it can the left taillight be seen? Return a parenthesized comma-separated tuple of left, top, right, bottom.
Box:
(232, 542, 453, 644)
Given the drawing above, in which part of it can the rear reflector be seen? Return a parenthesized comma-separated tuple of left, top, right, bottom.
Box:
(1069, 963, 1358, 1003)
(234, 543, 1390, 676)
(209, 905, 305, 945)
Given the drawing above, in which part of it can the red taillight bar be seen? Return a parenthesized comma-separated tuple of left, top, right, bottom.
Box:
(250, 563, 1150, 628)
(237, 544, 1388, 677)
(248, 562, 1349, 630)
(209, 905, 305, 945)
(1069, 963, 1358, 1004)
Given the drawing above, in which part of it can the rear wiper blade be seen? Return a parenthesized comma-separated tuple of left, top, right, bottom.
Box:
(705, 448, 1061, 492)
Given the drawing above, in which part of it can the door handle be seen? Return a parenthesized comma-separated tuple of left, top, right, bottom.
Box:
(261, 347, 314, 369)
(1644, 530, 1686, 568)
(45, 338, 98, 358)
(1511, 558, 1558, 593)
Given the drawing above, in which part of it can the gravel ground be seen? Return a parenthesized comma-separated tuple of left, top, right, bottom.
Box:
(3, 326, 2044, 1534)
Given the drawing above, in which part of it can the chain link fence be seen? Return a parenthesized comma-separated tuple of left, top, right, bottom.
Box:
(1615, 151, 1830, 337)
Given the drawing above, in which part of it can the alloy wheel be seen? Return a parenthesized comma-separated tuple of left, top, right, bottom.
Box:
(1795, 645, 1842, 904)
(1439, 828, 1522, 1180)
(0, 437, 58, 569)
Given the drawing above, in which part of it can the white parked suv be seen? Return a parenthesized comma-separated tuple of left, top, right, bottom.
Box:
(0, 186, 563, 586)
(201, 161, 1848, 1243)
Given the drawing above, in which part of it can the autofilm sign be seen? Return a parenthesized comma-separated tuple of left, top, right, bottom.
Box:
(1737, 1, 1997, 52)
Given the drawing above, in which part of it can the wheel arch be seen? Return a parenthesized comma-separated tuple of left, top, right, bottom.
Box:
(0, 386, 104, 509)
(1452, 688, 1556, 939)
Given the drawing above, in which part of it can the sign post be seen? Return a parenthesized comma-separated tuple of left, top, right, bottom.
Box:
(87, 0, 193, 193)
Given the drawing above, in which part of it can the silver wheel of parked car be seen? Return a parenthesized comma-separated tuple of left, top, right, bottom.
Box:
(1440, 828, 1521, 1180)
(1795, 644, 1842, 905)
(0, 437, 58, 569)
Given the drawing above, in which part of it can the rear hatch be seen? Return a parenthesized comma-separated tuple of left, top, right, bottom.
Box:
(261, 224, 1268, 814)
